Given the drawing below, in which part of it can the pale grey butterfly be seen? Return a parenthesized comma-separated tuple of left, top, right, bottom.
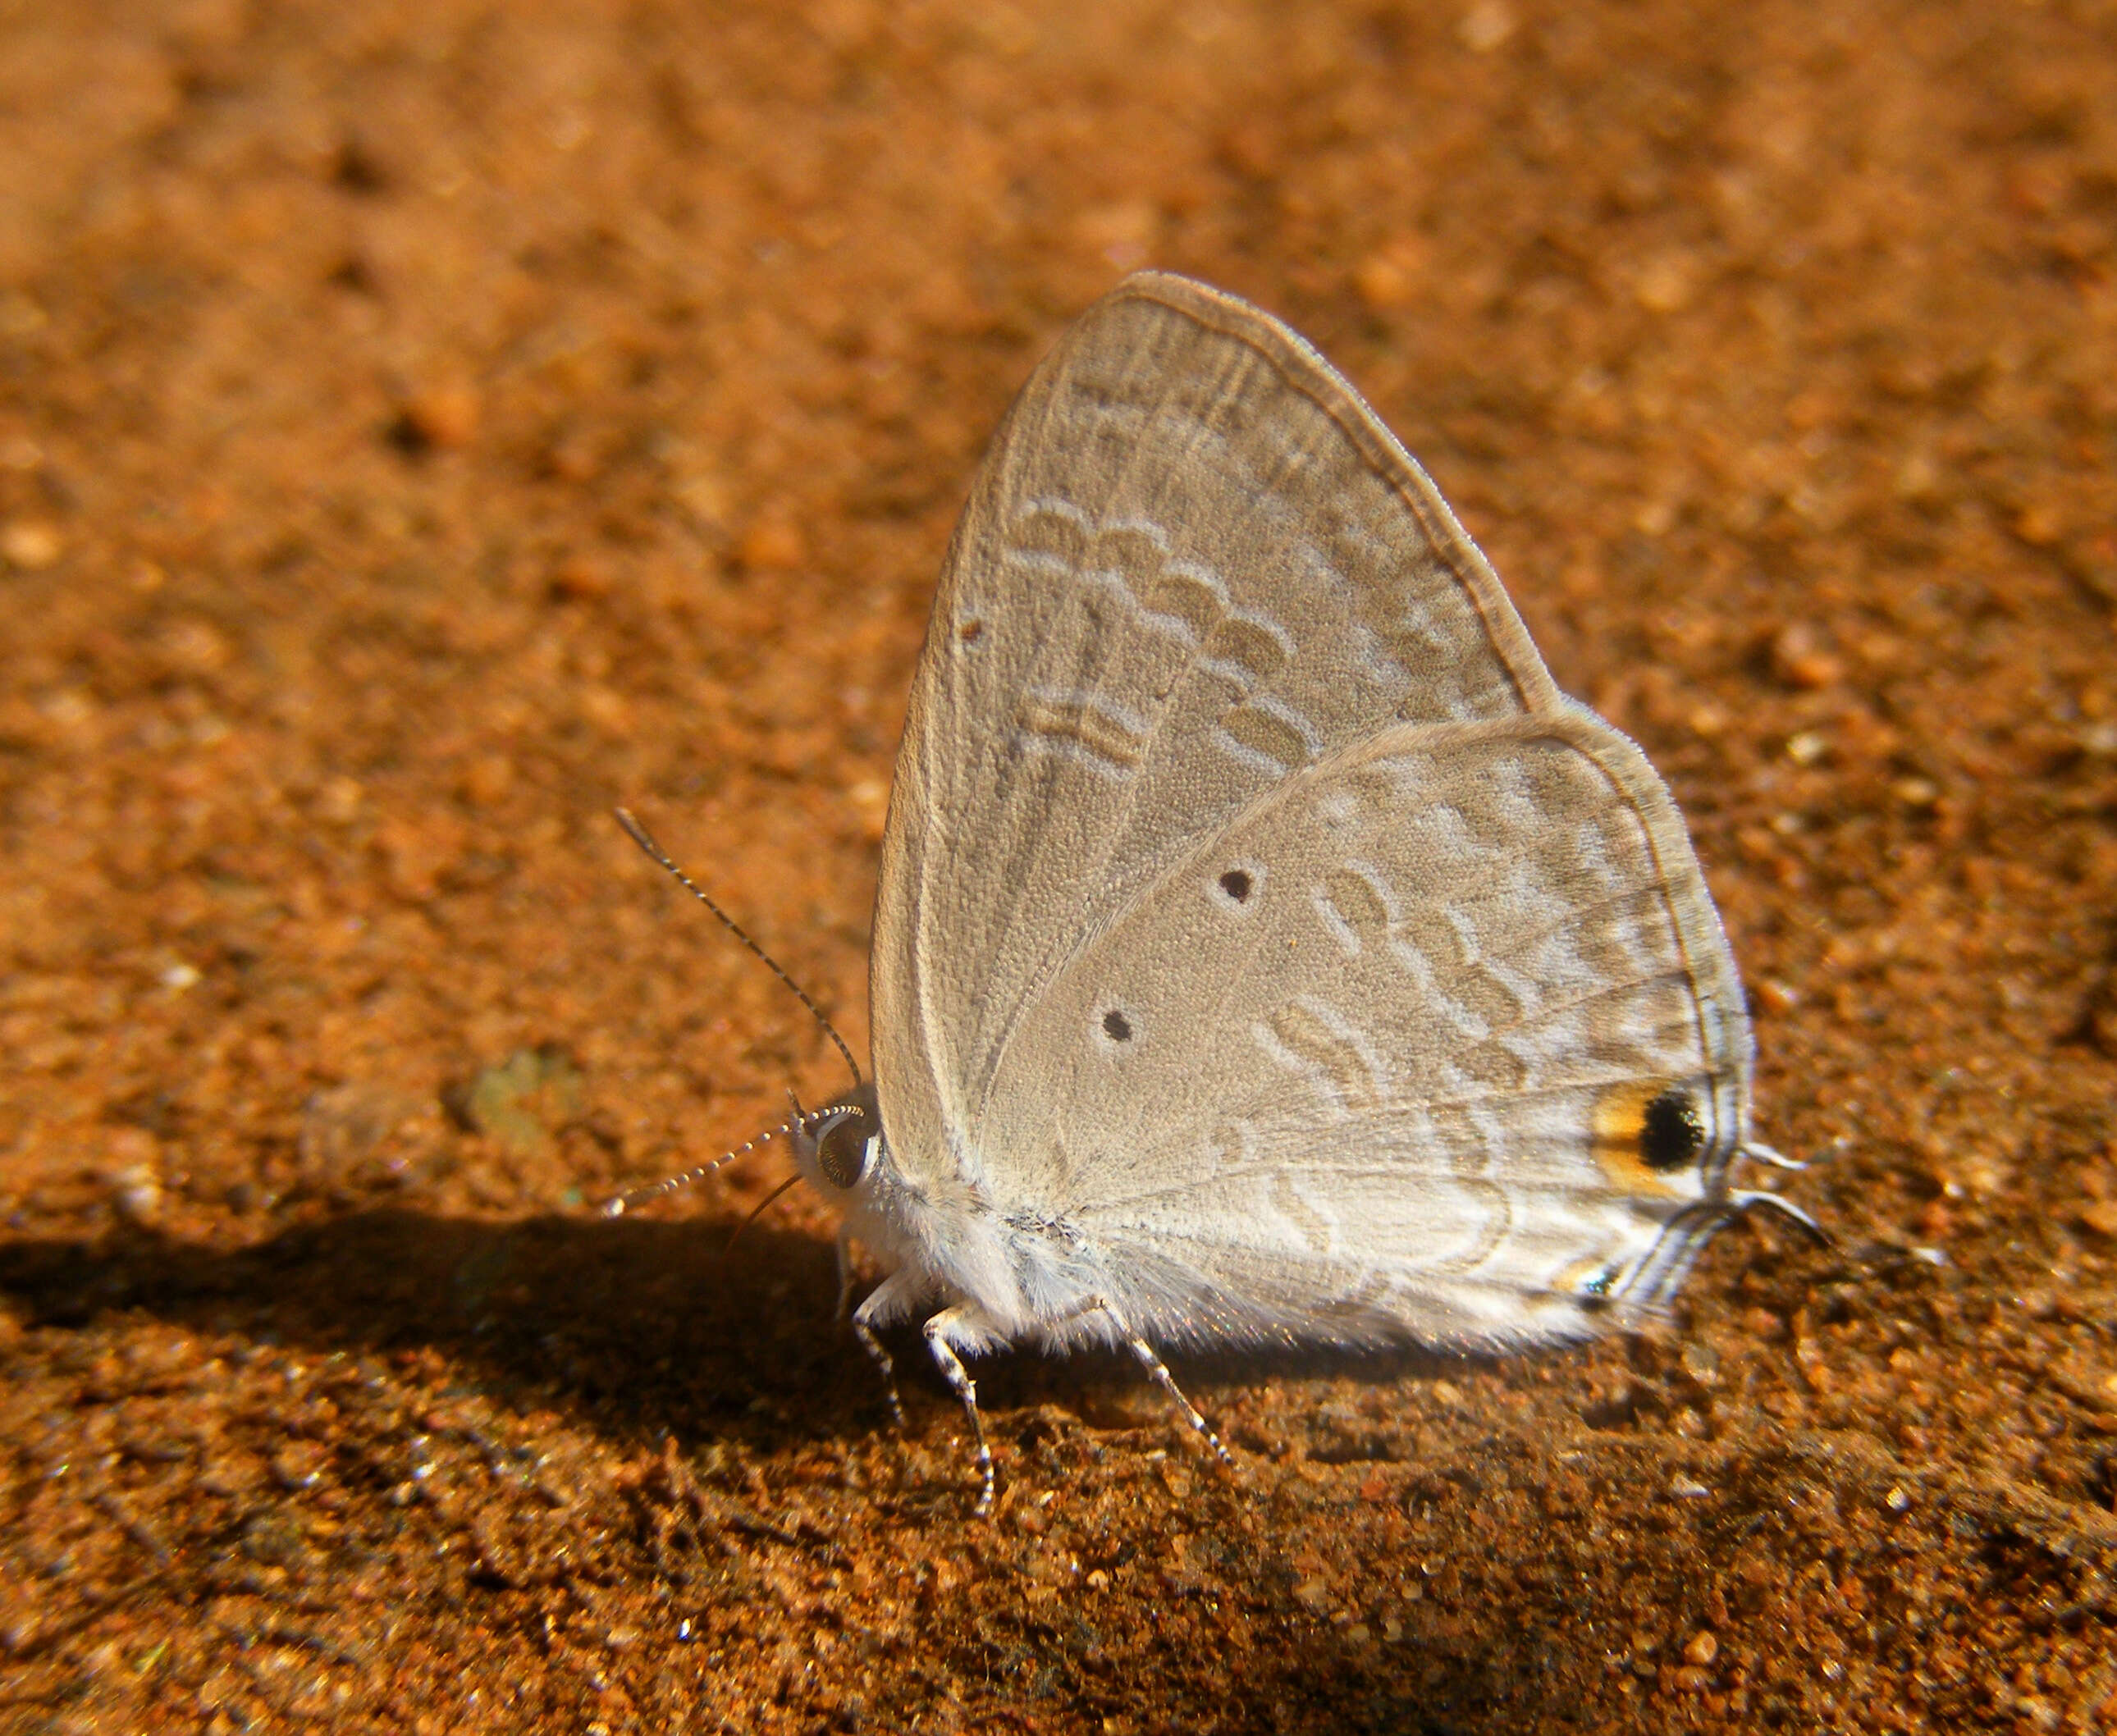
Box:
(624, 272, 1813, 1514)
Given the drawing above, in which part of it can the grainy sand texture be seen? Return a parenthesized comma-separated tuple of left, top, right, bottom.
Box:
(2, 3, 2115, 1730)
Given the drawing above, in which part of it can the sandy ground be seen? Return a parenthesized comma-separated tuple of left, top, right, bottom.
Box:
(2, 2, 2116, 1730)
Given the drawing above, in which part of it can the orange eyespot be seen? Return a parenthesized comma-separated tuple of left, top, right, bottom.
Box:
(1592, 1080, 1707, 1195)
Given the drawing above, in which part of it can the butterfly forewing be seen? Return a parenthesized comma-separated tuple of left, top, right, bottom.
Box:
(879, 275, 1561, 1184)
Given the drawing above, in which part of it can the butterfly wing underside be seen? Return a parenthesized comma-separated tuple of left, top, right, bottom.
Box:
(871, 272, 1753, 1349)
(1003, 710, 1754, 1348)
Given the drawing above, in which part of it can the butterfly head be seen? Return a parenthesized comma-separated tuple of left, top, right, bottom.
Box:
(790, 1081, 885, 1196)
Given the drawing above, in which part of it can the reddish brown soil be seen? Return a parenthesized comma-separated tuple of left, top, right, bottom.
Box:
(4, 2, 2117, 1730)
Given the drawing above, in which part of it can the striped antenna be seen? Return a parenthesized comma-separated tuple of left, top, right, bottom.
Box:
(600, 1104, 830, 1217)
(613, 806, 862, 1090)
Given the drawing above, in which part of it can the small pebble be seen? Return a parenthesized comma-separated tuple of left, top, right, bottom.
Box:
(1753, 977, 1800, 1015)
(1457, 0, 1516, 53)
(2074, 1200, 2117, 1239)
(1632, 249, 1699, 316)
(1352, 240, 1425, 312)
(1771, 624, 1845, 689)
(736, 517, 806, 572)
(1741, 1307, 1785, 1341)
(111, 1166, 161, 1223)
(399, 383, 480, 450)
(1, 519, 62, 569)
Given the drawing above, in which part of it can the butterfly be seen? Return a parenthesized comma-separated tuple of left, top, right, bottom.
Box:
(633, 272, 1813, 1514)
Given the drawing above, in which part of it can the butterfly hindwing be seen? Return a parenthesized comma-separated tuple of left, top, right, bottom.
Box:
(1002, 710, 1754, 1347)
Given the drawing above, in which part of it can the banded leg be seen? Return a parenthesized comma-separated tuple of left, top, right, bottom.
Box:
(849, 1272, 913, 1429)
(922, 1305, 998, 1516)
(1078, 1296, 1234, 1470)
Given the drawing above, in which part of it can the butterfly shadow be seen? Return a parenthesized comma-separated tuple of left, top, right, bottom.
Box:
(0, 1198, 1699, 1472)
(0, 1202, 908, 1458)
(0, 1207, 1754, 1730)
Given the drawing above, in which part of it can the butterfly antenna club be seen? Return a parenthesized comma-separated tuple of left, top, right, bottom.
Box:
(613, 806, 863, 1090)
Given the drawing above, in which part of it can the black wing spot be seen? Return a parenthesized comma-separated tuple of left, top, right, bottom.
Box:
(1639, 1088, 1707, 1171)
(1209, 861, 1264, 914)
(1101, 1009, 1132, 1043)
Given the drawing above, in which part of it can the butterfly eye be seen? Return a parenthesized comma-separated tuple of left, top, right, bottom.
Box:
(1639, 1088, 1707, 1172)
(812, 1104, 873, 1190)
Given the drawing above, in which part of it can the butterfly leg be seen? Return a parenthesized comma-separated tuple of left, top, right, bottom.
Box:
(851, 1314, 907, 1432)
(1079, 1297, 1236, 1472)
(921, 1305, 1000, 1516)
(849, 1270, 912, 1429)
